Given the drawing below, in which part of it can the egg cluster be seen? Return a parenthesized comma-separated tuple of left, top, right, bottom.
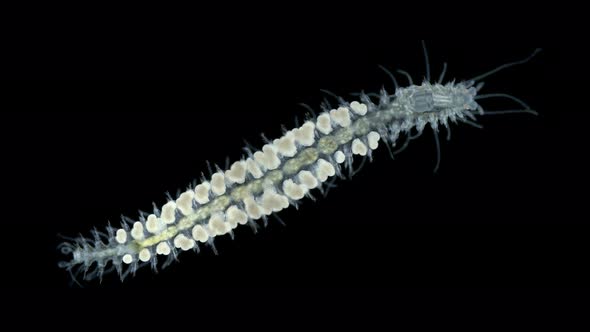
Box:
(114, 101, 381, 266)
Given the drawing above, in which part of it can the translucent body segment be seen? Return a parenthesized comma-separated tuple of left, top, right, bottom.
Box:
(350, 101, 368, 115)
(156, 241, 171, 255)
(225, 160, 247, 184)
(115, 229, 127, 244)
(282, 148, 320, 176)
(131, 222, 145, 240)
(293, 122, 316, 146)
(282, 179, 307, 200)
(352, 139, 368, 156)
(273, 132, 297, 157)
(211, 172, 226, 196)
(194, 182, 211, 204)
(298, 170, 318, 189)
(316, 113, 333, 135)
(315, 158, 336, 182)
(334, 151, 346, 164)
(191, 224, 209, 243)
(246, 158, 264, 179)
(367, 131, 381, 150)
(161, 201, 177, 224)
(176, 190, 195, 215)
(330, 107, 352, 127)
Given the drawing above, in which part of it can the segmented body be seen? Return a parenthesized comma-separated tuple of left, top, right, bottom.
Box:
(59, 79, 481, 282)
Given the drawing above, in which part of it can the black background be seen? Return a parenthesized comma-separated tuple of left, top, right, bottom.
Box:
(2, 34, 585, 293)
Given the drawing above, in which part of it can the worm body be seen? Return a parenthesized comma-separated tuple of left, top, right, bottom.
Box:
(58, 44, 540, 283)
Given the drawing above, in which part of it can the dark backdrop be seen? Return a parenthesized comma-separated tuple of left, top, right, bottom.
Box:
(1, 38, 584, 291)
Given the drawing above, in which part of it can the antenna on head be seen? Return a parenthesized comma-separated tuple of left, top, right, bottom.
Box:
(437, 62, 448, 84)
(378, 65, 399, 91)
(469, 48, 542, 82)
(421, 40, 431, 82)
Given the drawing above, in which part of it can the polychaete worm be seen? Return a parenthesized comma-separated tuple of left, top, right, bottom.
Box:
(58, 42, 541, 284)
